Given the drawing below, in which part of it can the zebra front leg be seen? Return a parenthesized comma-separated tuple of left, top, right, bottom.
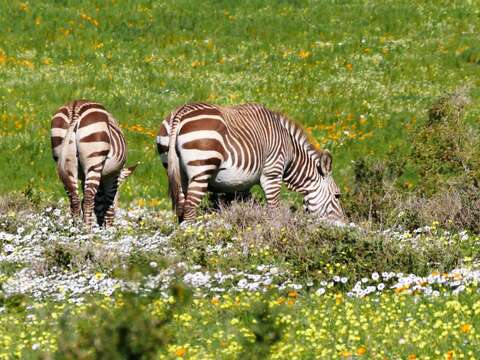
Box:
(260, 172, 283, 209)
(182, 176, 211, 222)
(82, 170, 102, 230)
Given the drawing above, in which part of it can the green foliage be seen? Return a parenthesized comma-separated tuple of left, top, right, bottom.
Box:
(239, 296, 284, 360)
(341, 85, 480, 232)
(56, 285, 191, 360)
(170, 202, 480, 283)
(412, 86, 479, 195)
(111, 252, 169, 281)
(343, 154, 405, 225)
(44, 244, 73, 270)
(2, 2, 480, 358)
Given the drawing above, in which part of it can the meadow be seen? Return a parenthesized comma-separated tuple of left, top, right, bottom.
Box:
(1, 0, 480, 358)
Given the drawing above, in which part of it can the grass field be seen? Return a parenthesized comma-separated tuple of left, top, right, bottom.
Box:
(2, 0, 480, 359)
(1, 0, 480, 203)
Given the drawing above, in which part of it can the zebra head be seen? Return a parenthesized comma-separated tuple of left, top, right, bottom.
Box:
(305, 150, 345, 223)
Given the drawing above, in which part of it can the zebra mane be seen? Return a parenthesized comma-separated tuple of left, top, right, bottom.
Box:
(276, 112, 323, 162)
(223, 103, 323, 161)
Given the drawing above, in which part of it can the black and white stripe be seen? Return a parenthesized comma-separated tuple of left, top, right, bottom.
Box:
(157, 103, 344, 223)
(51, 100, 136, 229)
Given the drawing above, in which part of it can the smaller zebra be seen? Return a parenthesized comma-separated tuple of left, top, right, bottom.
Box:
(51, 100, 136, 229)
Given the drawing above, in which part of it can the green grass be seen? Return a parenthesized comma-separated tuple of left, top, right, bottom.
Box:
(1, 0, 479, 204)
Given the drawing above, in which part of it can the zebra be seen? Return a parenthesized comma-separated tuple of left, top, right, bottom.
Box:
(51, 100, 136, 229)
(156, 103, 344, 223)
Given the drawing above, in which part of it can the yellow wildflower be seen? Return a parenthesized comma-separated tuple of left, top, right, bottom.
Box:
(335, 293, 343, 305)
(298, 49, 311, 59)
(211, 297, 220, 305)
(191, 60, 203, 68)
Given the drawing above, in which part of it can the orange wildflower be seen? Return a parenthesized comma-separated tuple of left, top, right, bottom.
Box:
(356, 346, 367, 356)
(288, 290, 298, 298)
(460, 323, 472, 333)
(175, 347, 186, 357)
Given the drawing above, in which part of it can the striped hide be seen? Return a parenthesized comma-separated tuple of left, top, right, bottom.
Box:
(51, 100, 136, 229)
(157, 103, 345, 223)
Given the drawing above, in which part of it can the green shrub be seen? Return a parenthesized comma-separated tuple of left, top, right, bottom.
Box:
(55, 285, 191, 360)
(342, 85, 480, 231)
(239, 296, 284, 360)
(342, 154, 405, 226)
(171, 201, 479, 283)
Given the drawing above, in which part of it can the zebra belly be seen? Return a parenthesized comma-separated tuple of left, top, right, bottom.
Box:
(208, 166, 260, 192)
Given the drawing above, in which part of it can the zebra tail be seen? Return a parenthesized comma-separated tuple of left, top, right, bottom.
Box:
(57, 122, 78, 185)
(118, 163, 138, 185)
(167, 114, 184, 219)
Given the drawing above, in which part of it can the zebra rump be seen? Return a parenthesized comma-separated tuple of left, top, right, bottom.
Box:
(157, 103, 345, 223)
(51, 100, 136, 229)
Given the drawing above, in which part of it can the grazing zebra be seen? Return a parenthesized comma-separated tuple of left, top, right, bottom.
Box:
(156, 103, 344, 223)
(51, 100, 136, 229)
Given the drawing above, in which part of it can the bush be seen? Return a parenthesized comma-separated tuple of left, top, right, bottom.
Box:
(342, 154, 404, 226)
(171, 201, 479, 283)
(239, 296, 284, 360)
(55, 285, 191, 360)
(343, 85, 480, 231)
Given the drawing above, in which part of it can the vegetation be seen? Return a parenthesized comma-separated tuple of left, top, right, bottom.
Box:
(1, 0, 480, 358)
(1, 0, 479, 204)
(1, 202, 480, 359)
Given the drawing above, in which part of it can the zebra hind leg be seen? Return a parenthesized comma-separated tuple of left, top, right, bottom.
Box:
(94, 183, 106, 227)
(59, 165, 81, 220)
(66, 184, 81, 219)
(182, 175, 211, 222)
(102, 175, 120, 228)
(82, 169, 102, 230)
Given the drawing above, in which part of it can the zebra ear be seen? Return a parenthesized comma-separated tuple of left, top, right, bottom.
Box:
(319, 150, 333, 176)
